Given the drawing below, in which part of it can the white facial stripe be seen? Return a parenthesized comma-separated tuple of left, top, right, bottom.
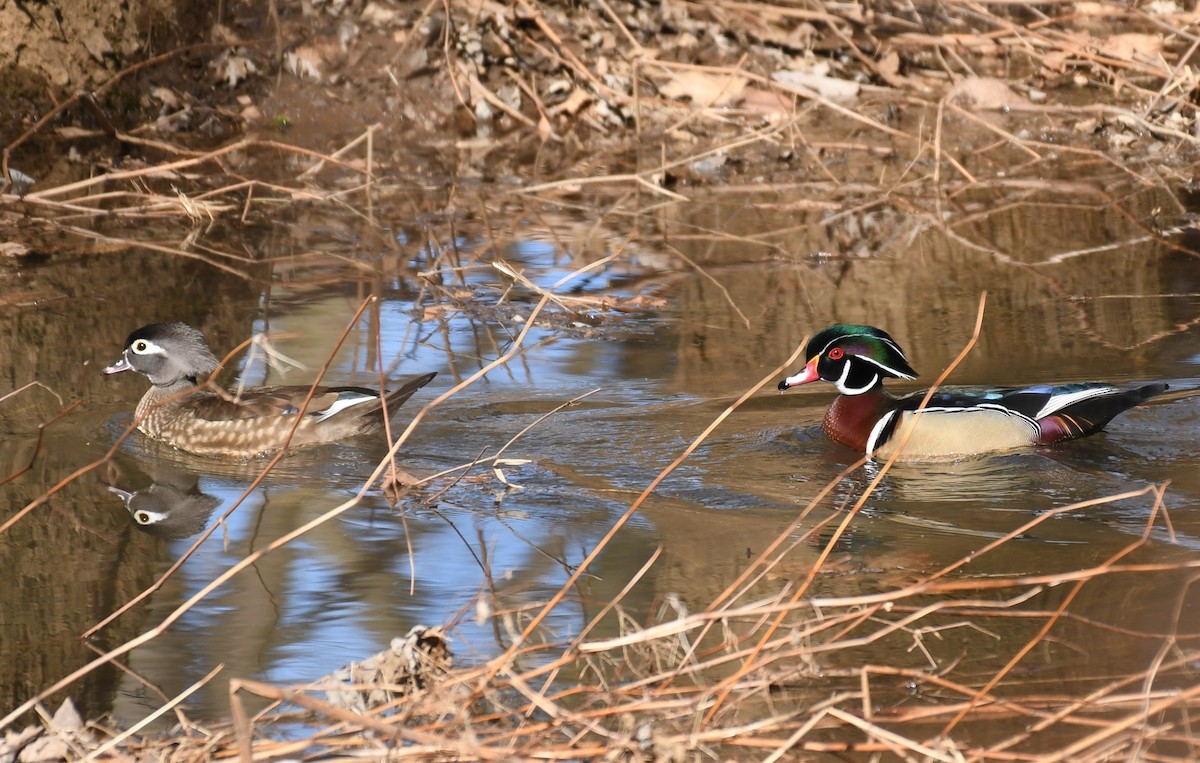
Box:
(817, 332, 904, 358)
(856, 354, 915, 380)
(130, 339, 168, 356)
(818, 332, 914, 379)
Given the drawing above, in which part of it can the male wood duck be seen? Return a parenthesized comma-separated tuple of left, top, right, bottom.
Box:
(777, 324, 1167, 461)
(103, 322, 436, 459)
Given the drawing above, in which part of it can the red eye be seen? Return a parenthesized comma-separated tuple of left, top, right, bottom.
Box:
(828, 347, 844, 360)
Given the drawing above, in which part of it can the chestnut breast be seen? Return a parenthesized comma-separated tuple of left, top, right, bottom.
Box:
(823, 392, 893, 453)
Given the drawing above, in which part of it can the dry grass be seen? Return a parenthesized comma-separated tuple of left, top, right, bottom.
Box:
(2, 285, 1196, 761)
(3, 0, 1200, 760)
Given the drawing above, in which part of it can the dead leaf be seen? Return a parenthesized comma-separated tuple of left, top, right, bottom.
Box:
(1075, 2, 1125, 14)
(81, 28, 114, 63)
(874, 50, 907, 89)
(1102, 32, 1164, 62)
(150, 86, 180, 108)
(549, 87, 591, 116)
(737, 85, 794, 117)
(17, 735, 69, 763)
(946, 77, 1030, 110)
(609, 294, 668, 312)
(1146, 0, 1193, 13)
(381, 467, 421, 504)
(1042, 50, 1070, 73)
(49, 699, 83, 733)
(284, 47, 325, 81)
(493, 459, 529, 489)
(493, 466, 523, 488)
(1108, 131, 1138, 148)
(5, 168, 35, 196)
(210, 49, 258, 88)
(772, 70, 861, 104)
(0, 242, 30, 257)
(318, 626, 453, 712)
(420, 304, 461, 320)
(1055, 30, 1093, 57)
(658, 71, 747, 107)
(360, 1, 402, 25)
(54, 126, 100, 139)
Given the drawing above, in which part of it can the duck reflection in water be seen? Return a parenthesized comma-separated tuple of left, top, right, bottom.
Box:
(105, 467, 221, 539)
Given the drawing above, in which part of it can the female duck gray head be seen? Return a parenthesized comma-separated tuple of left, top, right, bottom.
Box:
(103, 322, 220, 386)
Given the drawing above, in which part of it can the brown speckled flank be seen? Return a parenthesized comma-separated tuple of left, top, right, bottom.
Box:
(104, 322, 436, 459)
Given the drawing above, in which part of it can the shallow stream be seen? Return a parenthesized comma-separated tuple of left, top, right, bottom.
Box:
(4, 179, 1200, 732)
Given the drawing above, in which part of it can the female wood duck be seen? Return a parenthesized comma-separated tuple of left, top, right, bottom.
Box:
(777, 324, 1167, 461)
(103, 322, 436, 459)
(106, 482, 220, 539)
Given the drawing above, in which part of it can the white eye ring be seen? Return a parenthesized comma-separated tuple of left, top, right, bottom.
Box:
(130, 339, 162, 355)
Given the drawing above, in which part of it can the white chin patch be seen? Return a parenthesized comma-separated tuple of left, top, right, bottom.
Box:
(835, 361, 877, 395)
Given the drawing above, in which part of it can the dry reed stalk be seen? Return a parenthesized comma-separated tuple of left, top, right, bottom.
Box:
(83, 664, 223, 760)
(474, 328, 810, 692)
(516, 113, 800, 199)
(54, 226, 258, 280)
(697, 294, 989, 725)
(2, 299, 385, 727)
(0, 234, 634, 739)
(0, 378, 80, 488)
(650, 57, 914, 143)
(939, 484, 1171, 736)
(10, 138, 368, 234)
(82, 305, 376, 639)
(7, 1, 1200, 759)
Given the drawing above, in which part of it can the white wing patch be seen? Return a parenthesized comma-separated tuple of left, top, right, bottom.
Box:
(1033, 387, 1117, 419)
(314, 393, 378, 422)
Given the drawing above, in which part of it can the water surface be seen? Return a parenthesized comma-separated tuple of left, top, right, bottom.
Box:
(3, 181, 1200, 734)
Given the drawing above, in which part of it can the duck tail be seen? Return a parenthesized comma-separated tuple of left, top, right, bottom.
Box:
(1037, 382, 1167, 443)
(378, 372, 438, 418)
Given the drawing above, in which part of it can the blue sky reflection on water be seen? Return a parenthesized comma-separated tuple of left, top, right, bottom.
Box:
(91, 188, 1200, 728)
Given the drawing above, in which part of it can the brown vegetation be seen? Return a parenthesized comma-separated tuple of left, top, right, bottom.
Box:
(4, 0, 1200, 760)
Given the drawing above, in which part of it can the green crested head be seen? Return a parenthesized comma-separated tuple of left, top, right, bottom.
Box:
(779, 324, 917, 395)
